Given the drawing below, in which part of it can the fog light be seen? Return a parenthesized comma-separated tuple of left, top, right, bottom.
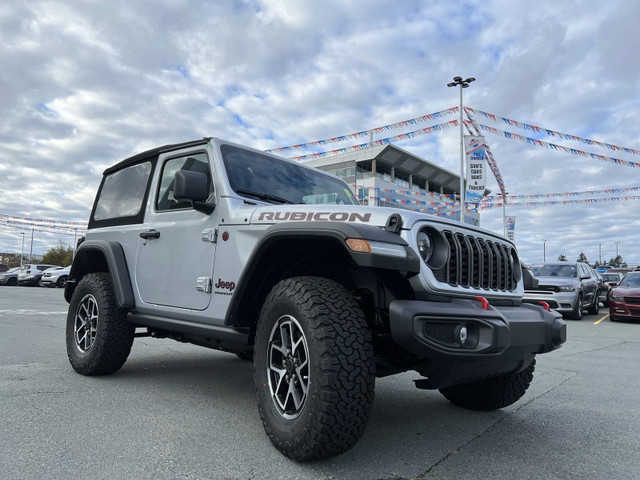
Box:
(459, 326, 468, 344)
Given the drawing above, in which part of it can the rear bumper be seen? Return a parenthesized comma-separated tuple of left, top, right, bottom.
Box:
(389, 298, 566, 389)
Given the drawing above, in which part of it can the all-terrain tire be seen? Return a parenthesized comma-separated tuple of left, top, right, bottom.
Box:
(66, 272, 135, 376)
(254, 276, 375, 461)
(439, 359, 536, 411)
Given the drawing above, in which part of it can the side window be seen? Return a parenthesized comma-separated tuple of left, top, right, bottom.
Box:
(93, 162, 152, 221)
(156, 152, 212, 211)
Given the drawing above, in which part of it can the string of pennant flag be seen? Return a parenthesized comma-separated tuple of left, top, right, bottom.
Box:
(266, 107, 460, 154)
(464, 107, 640, 156)
(290, 120, 460, 161)
(483, 186, 640, 202)
(479, 195, 640, 210)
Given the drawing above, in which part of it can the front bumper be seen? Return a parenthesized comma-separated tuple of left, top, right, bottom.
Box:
(18, 275, 41, 286)
(522, 290, 578, 314)
(389, 297, 566, 389)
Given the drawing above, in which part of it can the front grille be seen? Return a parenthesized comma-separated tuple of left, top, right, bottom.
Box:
(624, 297, 640, 305)
(536, 285, 561, 293)
(433, 231, 518, 292)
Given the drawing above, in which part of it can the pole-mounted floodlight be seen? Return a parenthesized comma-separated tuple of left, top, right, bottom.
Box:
(447, 76, 476, 223)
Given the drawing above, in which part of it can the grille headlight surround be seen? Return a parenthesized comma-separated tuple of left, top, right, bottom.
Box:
(416, 227, 448, 270)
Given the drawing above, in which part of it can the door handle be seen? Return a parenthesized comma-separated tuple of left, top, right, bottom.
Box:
(139, 230, 160, 239)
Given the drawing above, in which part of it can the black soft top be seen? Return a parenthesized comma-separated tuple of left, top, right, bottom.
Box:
(103, 138, 212, 175)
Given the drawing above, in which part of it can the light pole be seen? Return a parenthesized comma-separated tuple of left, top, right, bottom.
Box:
(615, 241, 620, 258)
(20, 233, 25, 267)
(501, 192, 509, 237)
(543, 239, 546, 262)
(447, 76, 475, 224)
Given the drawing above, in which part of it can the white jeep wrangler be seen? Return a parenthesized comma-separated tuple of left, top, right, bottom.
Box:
(65, 137, 566, 461)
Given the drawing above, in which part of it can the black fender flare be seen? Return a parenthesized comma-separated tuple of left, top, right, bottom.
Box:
(224, 221, 420, 326)
(64, 240, 135, 308)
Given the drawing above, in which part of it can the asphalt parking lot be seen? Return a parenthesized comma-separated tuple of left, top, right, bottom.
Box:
(1, 286, 639, 480)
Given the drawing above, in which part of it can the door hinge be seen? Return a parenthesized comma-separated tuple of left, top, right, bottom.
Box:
(201, 228, 218, 243)
(196, 277, 212, 293)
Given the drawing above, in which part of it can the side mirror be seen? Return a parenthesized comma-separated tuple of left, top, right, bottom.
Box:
(174, 170, 215, 214)
(609, 282, 618, 288)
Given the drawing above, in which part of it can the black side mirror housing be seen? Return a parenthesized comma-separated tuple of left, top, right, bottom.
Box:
(174, 170, 215, 214)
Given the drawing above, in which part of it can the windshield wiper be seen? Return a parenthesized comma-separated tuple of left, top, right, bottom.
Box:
(235, 188, 295, 205)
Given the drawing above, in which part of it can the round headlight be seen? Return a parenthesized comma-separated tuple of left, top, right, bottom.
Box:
(417, 231, 433, 262)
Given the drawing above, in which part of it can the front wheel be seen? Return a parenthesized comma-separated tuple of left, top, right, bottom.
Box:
(568, 294, 583, 320)
(66, 272, 135, 375)
(254, 276, 375, 461)
(439, 359, 536, 411)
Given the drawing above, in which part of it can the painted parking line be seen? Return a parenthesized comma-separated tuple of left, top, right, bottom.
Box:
(593, 313, 609, 325)
(0, 309, 68, 316)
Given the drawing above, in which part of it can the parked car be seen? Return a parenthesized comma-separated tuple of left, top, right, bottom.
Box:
(593, 269, 611, 307)
(17, 264, 60, 286)
(0, 267, 21, 286)
(599, 272, 624, 307)
(41, 265, 71, 287)
(0, 264, 9, 272)
(524, 261, 600, 320)
(609, 272, 640, 322)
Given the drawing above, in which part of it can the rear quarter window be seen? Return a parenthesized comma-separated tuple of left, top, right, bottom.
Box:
(90, 161, 153, 227)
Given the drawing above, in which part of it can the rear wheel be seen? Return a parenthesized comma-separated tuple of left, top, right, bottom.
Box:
(587, 293, 600, 315)
(66, 272, 135, 375)
(57, 275, 68, 288)
(254, 276, 375, 461)
(440, 360, 536, 411)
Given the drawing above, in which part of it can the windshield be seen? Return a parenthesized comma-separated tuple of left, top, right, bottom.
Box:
(221, 145, 358, 205)
(619, 273, 640, 288)
(531, 264, 577, 278)
(602, 274, 621, 282)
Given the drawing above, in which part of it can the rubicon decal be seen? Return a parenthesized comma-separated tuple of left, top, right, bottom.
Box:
(258, 211, 371, 222)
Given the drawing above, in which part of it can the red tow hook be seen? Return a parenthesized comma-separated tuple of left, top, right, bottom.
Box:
(474, 296, 490, 311)
(538, 301, 551, 312)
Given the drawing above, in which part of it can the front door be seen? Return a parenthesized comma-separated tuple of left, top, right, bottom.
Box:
(135, 150, 218, 310)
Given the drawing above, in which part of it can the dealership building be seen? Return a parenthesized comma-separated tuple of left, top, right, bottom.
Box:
(305, 144, 480, 226)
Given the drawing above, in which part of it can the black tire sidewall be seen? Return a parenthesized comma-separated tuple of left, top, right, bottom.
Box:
(254, 294, 316, 441)
(66, 272, 134, 375)
(254, 276, 375, 461)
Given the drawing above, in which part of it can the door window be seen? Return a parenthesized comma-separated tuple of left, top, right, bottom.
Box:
(156, 152, 212, 211)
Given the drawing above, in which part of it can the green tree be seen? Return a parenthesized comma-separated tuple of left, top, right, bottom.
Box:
(577, 252, 589, 264)
(557, 254, 567, 261)
(42, 241, 73, 266)
(608, 255, 628, 268)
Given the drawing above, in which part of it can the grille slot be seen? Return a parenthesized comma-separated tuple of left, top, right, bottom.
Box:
(435, 230, 517, 292)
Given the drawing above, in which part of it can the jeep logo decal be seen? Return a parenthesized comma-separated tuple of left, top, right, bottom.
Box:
(257, 212, 371, 222)
(214, 278, 236, 291)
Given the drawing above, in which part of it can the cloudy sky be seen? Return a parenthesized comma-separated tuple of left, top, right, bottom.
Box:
(1, 0, 639, 266)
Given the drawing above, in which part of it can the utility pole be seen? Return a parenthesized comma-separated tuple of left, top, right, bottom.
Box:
(447, 76, 475, 224)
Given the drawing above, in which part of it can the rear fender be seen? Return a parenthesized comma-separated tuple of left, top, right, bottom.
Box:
(64, 240, 135, 308)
